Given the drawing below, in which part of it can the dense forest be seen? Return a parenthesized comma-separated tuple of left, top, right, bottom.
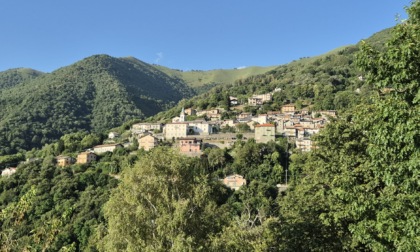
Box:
(1, 1, 420, 251)
(0, 55, 195, 155)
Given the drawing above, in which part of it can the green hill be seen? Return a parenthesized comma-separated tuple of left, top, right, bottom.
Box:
(0, 55, 195, 154)
(0, 68, 44, 89)
(154, 65, 278, 94)
(150, 28, 393, 122)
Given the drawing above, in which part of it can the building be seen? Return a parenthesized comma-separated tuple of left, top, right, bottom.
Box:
(248, 93, 272, 106)
(1, 167, 17, 177)
(131, 123, 163, 133)
(188, 120, 213, 135)
(184, 108, 197, 116)
(222, 174, 246, 190)
(295, 138, 313, 152)
(229, 96, 238, 105)
(138, 134, 159, 151)
(93, 143, 123, 154)
(108, 132, 120, 139)
(281, 104, 296, 114)
(76, 152, 97, 164)
(248, 97, 263, 106)
(179, 137, 202, 154)
(164, 122, 188, 140)
(255, 123, 276, 143)
(56, 155, 75, 167)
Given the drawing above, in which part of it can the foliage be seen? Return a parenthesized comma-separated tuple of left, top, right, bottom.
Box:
(279, 3, 420, 250)
(0, 55, 195, 155)
(101, 147, 230, 251)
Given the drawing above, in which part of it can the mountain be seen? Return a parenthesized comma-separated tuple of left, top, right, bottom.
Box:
(0, 68, 44, 89)
(0, 55, 195, 154)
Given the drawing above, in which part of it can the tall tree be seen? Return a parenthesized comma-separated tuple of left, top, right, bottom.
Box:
(101, 147, 229, 251)
(280, 2, 420, 251)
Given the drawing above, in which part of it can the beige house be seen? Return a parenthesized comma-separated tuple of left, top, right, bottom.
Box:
(255, 123, 276, 143)
(281, 104, 296, 114)
(295, 138, 313, 152)
(131, 123, 163, 132)
(164, 122, 188, 140)
(56, 155, 75, 167)
(77, 152, 97, 164)
(184, 108, 197, 116)
(93, 143, 123, 154)
(138, 134, 159, 151)
(222, 174, 247, 190)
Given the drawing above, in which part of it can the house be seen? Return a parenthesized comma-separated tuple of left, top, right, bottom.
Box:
(76, 152, 97, 164)
(314, 110, 337, 119)
(196, 109, 220, 117)
(164, 122, 188, 140)
(1, 167, 17, 177)
(184, 108, 197, 116)
(222, 174, 246, 190)
(138, 134, 159, 151)
(179, 137, 202, 154)
(281, 104, 296, 114)
(251, 114, 268, 125)
(238, 112, 252, 119)
(229, 96, 238, 105)
(295, 138, 313, 152)
(131, 123, 163, 133)
(93, 143, 123, 154)
(56, 155, 75, 167)
(248, 97, 263, 106)
(188, 120, 213, 135)
(255, 123, 276, 143)
(108, 132, 120, 139)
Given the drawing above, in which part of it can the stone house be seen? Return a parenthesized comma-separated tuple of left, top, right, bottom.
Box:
(131, 123, 163, 133)
(76, 152, 97, 164)
(255, 123, 276, 143)
(93, 143, 123, 154)
(164, 122, 188, 140)
(281, 104, 296, 114)
(56, 155, 75, 167)
(138, 134, 159, 151)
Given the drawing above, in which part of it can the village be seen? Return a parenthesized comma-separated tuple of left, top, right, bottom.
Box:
(2, 92, 336, 191)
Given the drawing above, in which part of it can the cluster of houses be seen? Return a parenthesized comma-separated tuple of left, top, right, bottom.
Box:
(130, 104, 335, 154)
(2, 88, 336, 192)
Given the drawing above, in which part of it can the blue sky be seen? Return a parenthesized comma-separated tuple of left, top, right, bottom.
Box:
(0, 0, 410, 72)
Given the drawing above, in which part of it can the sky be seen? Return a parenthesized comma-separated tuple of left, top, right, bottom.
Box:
(0, 0, 411, 73)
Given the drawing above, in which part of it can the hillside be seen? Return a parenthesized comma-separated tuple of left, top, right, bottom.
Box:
(0, 55, 195, 155)
(0, 68, 44, 89)
(151, 28, 393, 122)
(154, 65, 278, 94)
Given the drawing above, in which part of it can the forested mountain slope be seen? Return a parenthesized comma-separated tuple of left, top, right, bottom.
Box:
(155, 64, 278, 94)
(0, 68, 44, 89)
(0, 55, 195, 154)
(151, 28, 392, 122)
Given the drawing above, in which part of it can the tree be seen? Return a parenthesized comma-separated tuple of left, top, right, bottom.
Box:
(280, 3, 420, 250)
(101, 147, 229, 251)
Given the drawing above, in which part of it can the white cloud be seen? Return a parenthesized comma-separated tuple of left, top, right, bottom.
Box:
(236, 66, 247, 69)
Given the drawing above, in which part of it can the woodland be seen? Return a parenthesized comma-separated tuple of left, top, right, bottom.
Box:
(0, 1, 419, 251)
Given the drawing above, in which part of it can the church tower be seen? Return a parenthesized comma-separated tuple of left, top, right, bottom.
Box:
(179, 107, 186, 122)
